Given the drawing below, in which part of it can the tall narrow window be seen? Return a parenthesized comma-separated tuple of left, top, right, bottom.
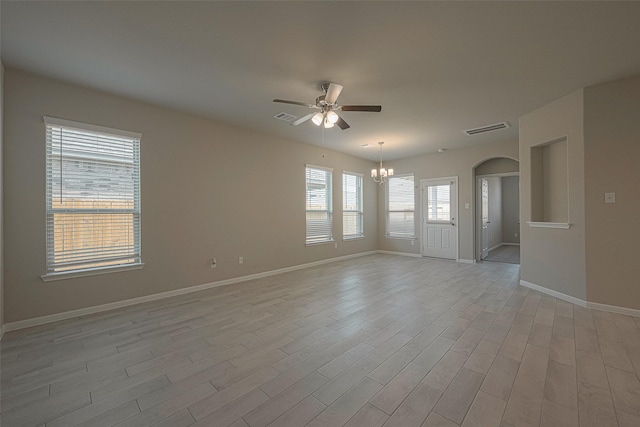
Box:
(305, 165, 333, 244)
(343, 172, 363, 239)
(44, 117, 142, 277)
(386, 173, 415, 238)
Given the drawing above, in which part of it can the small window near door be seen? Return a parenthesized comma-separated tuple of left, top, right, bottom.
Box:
(427, 184, 451, 221)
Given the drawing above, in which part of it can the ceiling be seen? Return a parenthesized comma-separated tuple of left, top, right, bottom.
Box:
(2, 1, 640, 161)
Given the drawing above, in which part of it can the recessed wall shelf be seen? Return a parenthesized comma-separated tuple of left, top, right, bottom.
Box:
(527, 222, 571, 229)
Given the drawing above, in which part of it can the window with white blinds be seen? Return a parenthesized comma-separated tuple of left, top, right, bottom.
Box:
(386, 173, 415, 238)
(306, 165, 333, 244)
(427, 184, 452, 221)
(44, 116, 142, 276)
(343, 172, 363, 239)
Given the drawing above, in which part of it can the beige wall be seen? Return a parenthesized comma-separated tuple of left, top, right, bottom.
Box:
(3, 69, 378, 323)
(584, 75, 640, 310)
(541, 139, 569, 223)
(519, 90, 586, 300)
(501, 176, 520, 245)
(1, 63, 4, 332)
(377, 139, 519, 261)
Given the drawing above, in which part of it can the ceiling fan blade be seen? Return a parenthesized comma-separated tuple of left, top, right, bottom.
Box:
(336, 115, 350, 130)
(324, 83, 343, 105)
(340, 105, 382, 112)
(290, 113, 315, 126)
(273, 99, 316, 108)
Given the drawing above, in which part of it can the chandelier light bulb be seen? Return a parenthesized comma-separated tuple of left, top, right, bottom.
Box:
(311, 112, 324, 126)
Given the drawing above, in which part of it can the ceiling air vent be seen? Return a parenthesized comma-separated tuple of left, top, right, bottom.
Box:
(274, 112, 298, 122)
(464, 121, 510, 136)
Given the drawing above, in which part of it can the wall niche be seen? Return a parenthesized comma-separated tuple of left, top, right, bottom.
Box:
(529, 137, 570, 228)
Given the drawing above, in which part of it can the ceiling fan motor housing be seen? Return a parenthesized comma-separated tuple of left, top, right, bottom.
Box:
(316, 95, 327, 106)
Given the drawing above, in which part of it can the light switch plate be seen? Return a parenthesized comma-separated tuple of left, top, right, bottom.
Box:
(464, 203, 470, 209)
(604, 192, 616, 204)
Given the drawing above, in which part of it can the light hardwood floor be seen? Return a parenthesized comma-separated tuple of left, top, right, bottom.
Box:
(1, 254, 640, 426)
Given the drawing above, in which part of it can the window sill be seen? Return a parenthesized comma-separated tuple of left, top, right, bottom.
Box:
(343, 236, 365, 241)
(41, 263, 145, 282)
(384, 235, 417, 241)
(526, 222, 572, 229)
(305, 239, 336, 247)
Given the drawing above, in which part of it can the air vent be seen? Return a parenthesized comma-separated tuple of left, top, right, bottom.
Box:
(274, 112, 298, 122)
(464, 121, 510, 136)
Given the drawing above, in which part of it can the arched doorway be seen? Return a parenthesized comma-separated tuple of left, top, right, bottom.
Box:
(473, 158, 520, 263)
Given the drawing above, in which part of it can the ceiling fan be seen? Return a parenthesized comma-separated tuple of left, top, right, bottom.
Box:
(273, 83, 382, 130)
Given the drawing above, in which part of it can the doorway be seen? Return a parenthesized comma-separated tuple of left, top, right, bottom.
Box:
(476, 174, 520, 264)
(421, 177, 458, 260)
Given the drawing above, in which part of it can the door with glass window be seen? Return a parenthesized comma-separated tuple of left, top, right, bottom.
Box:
(422, 178, 458, 259)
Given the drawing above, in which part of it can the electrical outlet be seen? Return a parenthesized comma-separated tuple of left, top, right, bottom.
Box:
(239, 256, 243, 264)
(410, 240, 415, 246)
(515, 233, 518, 238)
(210, 258, 217, 269)
(334, 243, 338, 249)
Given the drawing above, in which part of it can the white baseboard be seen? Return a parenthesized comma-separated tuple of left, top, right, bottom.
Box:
(520, 280, 640, 318)
(585, 301, 640, 318)
(376, 250, 422, 258)
(457, 259, 476, 264)
(4, 251, 378, 332)
(489, 243, 520, 252)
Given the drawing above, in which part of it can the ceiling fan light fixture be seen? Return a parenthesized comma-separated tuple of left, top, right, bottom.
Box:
(323, 117, 334, 128)
(311, 112, 324, 126)
(326, 111, 339, 124)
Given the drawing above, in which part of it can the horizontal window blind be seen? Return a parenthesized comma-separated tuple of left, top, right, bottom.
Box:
(343, 172, 363, 239)
(386, 173, 415, 237)
(45, 117, 142, 274)
(427, 184, 452, 221)
(306, 165, 333, 244)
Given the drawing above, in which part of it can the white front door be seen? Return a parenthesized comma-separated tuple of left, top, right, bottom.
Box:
(422, 178, 458, 260)
(481, 178, 490, 259)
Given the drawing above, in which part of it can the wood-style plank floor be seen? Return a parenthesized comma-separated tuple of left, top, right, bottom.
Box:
(1, 254, 640, 426)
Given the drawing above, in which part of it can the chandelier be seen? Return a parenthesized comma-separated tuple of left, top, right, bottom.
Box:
(371, 141, 393, 184)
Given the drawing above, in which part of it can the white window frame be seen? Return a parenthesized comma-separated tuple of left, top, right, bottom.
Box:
(305, 164, 334, 245)
(342, 171, 364, 240)
(385, 173, 416, 239)
(42, 116, 143, 281)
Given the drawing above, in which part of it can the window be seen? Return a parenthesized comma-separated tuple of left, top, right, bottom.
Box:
(305, 165, 333, 244)
(343, 172, 363, 239)
(44, 117, 142, 278)
(386, 173, 415, 238)
(427, 184, 451, 221)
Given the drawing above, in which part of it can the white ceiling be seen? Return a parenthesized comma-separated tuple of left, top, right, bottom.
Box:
(2, 1, 640, 161)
